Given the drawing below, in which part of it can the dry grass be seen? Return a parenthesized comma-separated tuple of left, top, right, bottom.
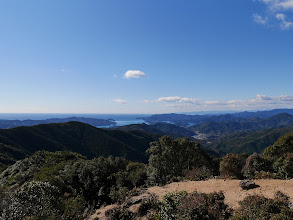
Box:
(89, 178, 293, 219)
(147, 179, 293, 209)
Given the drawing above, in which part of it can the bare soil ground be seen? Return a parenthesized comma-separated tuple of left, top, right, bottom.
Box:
(89, 178, 293, 219)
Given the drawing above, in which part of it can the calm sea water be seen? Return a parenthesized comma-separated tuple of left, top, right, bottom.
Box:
(0, 113, 150, 127)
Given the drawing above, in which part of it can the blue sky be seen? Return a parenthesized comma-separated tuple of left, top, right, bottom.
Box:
(0, 0, 293, 114)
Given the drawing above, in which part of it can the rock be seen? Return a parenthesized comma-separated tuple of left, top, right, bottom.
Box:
(239, 180, 259, 190)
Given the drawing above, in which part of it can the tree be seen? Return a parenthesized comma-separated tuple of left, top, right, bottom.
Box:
(147, 136, 214, 185)
(220, 153, 242, 179)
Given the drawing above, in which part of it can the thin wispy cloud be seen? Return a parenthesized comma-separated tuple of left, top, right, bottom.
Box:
(255, 0, 293, 30)
(253, 13, 268, 24)
(157, 96, 200, 104)
(155, 95, 293, 111)
(114, 99, 127, 104)
(141, 99, 153, 103)
(123, 70, 146, 79)
(276, 13, 293, 29)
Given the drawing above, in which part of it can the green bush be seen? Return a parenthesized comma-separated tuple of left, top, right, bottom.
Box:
(147, 136, 215, 185)
(1, 181, 63, 220)
(158, 191, 188, 220)
(271, 153, 293, 179)
(242, 153, 271, 179)
(220, 153, 242, 179)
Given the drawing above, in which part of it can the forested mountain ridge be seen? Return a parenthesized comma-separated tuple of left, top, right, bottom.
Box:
(189, 113, 293, 135)
(112, 122, 195, 138)
(201, 127, 293, 156)
(140, 109, 293, 126)
(0, 121, 159, 167)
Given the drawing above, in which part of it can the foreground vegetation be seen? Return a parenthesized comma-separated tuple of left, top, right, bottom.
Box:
(0, 128, 292, 219)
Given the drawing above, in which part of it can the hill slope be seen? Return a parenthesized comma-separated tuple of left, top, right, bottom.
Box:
(202, 127, 293, 156)
(0, 117, 116, 129)
(0, 122, 159, 165)
(113, 123, 195, 138)
(189, 113, 293, 135)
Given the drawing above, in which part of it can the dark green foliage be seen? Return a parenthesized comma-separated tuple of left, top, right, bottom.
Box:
(150, 123, 195, 138)
(242, 153, 271, 179)
(219, 153, 242, 179)
(114, 122, 195, 138)
(231, 191, 293, 219)
(1, 181, 85, 220)
(113, 123, 166, 136)
(189, 113, 293, 136)
(61, 156, 129, 205)
(147, 136, 215, 185)
(263, 132, 293, 179)
(0, 150, 86, 188)
(0, 121, 158, 165)
(202, 127, 293, 156)
(0, 151, 149, 219)
(263, 132, 293, 160)
(158, 191, 188, 220)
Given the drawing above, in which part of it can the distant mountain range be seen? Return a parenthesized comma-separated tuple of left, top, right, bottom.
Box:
(0, 117, 116, 129)
(0, 122, 158, 166)
(140, 109, 293, 126)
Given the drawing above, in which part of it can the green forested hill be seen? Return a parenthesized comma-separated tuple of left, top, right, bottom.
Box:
(189, 113, 293, 135)
(0, 121, 159, 166)
(113, 123, 195, 138)
(202, 127, 293, 156)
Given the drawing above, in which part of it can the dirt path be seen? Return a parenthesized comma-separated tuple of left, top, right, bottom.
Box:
(89, 179, 293, 219)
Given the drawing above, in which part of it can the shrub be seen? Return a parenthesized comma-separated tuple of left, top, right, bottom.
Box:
(137, 193, 159, 217)
(147, 136, 215, 185)
(158, 191, 188, 220)
(242, 153, 270, 179)
(231, 191, 293, 219)
(183, 165, 213, 181)
(273, 153, 293, 179)
(220, 153, 242, 179)
(105, 206, 133, 220)
(109, 187, 129, 204)
(177, 191, 232, 220)
(1, 181, 62, 220)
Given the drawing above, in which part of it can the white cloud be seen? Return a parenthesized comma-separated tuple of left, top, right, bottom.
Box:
(142, 99, 153, 103)
(278, 0, 293, 9)
(276, 13, 293, 29)
(114, 99, 127, 104)
(253, 13, 268, 24)
(155, 95, 293, 111)
(123, 70, 146, 79)
(113, 74, 118, 78)
(157, 96, 200, 104)
(255, 0, 293, 30)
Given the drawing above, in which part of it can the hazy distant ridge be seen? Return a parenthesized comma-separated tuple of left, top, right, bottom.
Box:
(0, 117, 116, 129)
